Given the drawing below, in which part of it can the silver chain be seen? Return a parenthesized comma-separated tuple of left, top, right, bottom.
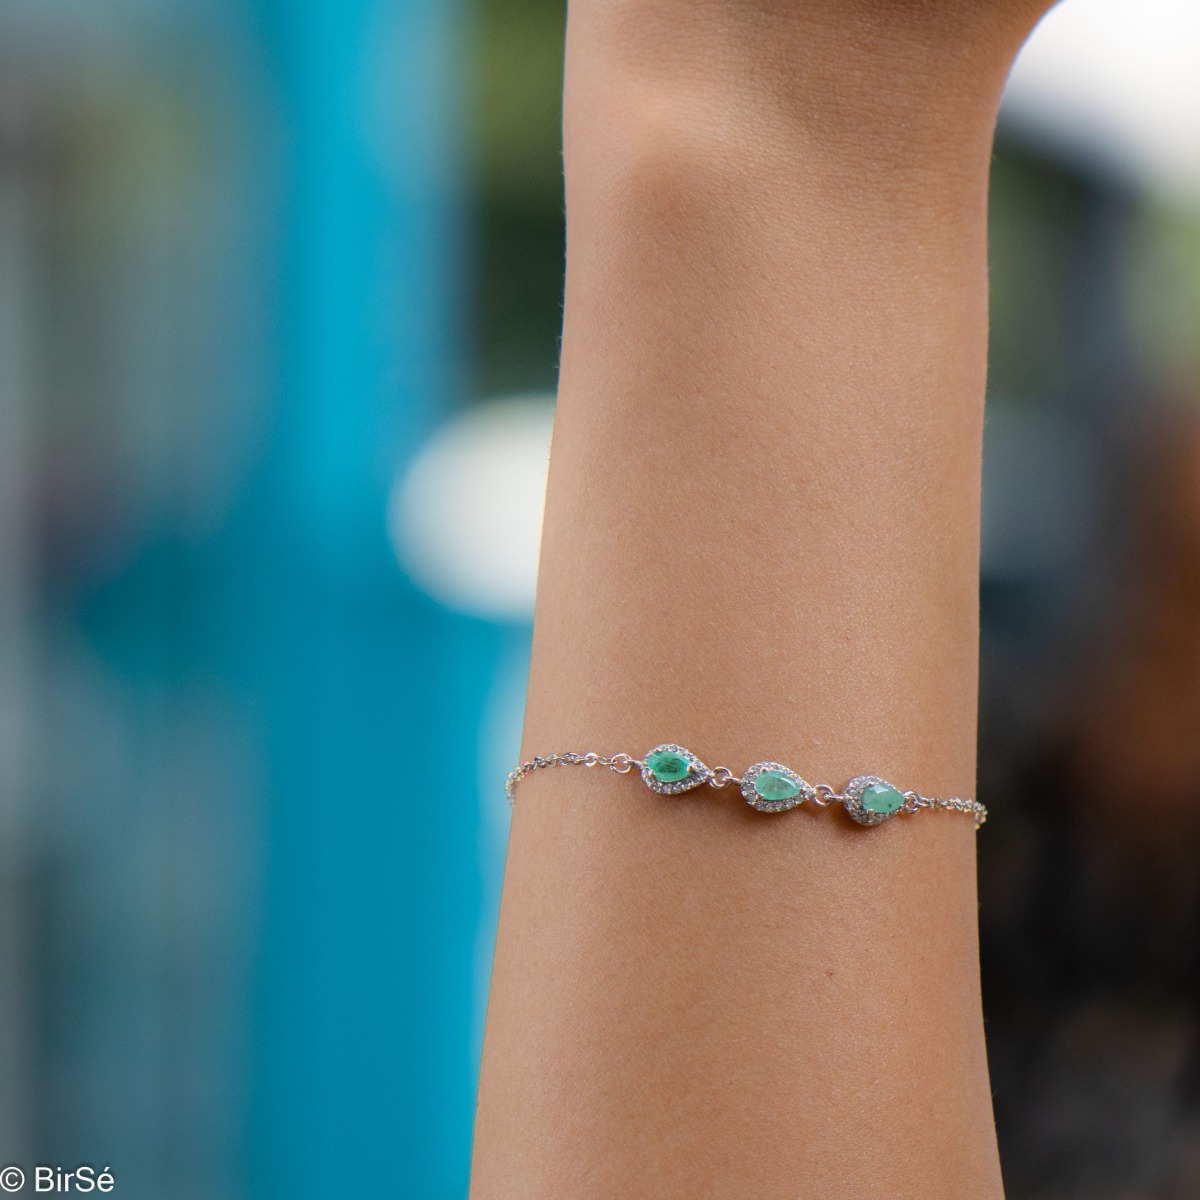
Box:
(505, 751, 987, 829)
(504, 751, 643, 803)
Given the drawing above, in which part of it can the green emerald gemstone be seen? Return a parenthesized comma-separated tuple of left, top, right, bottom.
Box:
(647, 750, 691, 783)
(862, 782, 904, 815)
(754, 770, 801, 802)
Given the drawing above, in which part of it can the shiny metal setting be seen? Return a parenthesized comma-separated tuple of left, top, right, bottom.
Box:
(740, 761, 812, 814)
(639, 743, 713, 795)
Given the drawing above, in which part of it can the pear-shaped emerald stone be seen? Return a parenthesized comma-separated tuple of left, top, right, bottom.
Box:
(647, 750, 691, 783)
(862, 782, 904, 815)
(754, 770, 801, 802)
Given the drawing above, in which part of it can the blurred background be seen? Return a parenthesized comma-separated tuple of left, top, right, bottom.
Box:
(0, 0, 1197, 1196)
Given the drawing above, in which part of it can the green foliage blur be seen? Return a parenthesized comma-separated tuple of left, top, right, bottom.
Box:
(472, 0, 567, 397)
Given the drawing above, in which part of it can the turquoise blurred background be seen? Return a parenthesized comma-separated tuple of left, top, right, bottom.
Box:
(0, 1, 1199, 1197)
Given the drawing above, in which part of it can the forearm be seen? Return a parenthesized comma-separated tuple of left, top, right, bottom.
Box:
(471, 4, 1049, 1196)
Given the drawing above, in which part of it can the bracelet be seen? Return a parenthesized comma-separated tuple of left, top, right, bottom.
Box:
(505, 742, 987, 830)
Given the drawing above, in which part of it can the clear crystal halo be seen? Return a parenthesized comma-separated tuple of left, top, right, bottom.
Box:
(640, 743, 713, 795)
(740, 761, 811, 814)
(843, 774, 906, 826)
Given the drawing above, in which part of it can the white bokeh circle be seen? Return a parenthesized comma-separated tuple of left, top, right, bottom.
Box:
(389, 395, 555, 620)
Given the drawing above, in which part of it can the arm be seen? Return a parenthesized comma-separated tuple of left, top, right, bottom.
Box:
(470, 3, 1054, 1195)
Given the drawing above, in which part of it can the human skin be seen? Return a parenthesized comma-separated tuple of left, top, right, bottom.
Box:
(470, 2, 1058, 1196)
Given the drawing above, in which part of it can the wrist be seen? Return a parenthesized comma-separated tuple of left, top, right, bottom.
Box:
(565, 0, 1044, 191)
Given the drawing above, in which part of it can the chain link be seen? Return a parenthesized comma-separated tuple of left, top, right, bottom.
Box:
(506, 751, 987, 829)
(504, 749, 648, 804)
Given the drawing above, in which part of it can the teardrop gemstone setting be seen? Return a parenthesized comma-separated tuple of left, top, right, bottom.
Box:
(641, 744, 713, 794)
(741, 761, 811, 813)
(844, 775, 907, 825)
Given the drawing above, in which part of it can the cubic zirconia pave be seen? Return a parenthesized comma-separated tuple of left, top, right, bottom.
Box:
(640, 743, 713, 795)
(844, 775, 903, 826)
(741, 761, 811, 813)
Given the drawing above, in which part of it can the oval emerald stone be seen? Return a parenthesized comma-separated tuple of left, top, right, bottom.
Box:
(647, 750, 691, 783)
(862, 782, 904, 815)
(754, 770, 801, 802)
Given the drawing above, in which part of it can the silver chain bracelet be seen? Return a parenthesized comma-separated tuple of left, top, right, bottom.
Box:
(506, 742, 987, 830)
